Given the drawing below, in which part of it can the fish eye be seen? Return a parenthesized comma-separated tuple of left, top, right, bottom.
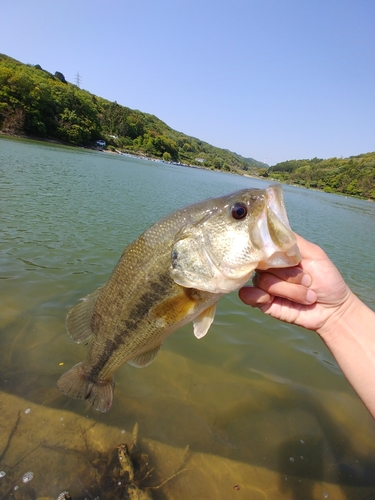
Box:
(230, 202, 247, 220)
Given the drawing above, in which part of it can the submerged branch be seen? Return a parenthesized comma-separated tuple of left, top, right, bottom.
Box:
(0, 410, 21, 463)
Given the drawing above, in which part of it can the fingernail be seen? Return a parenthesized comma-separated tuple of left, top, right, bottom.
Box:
(306, 289, 317, 304)
(301, 273, 312, 287)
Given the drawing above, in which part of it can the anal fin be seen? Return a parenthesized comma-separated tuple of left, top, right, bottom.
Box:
(127, 344, 162, 368)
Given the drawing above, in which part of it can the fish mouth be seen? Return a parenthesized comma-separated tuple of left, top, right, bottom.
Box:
(255, 184, 301, 269)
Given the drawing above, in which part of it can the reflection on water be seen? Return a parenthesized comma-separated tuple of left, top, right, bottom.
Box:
(1, 137, 375, 499)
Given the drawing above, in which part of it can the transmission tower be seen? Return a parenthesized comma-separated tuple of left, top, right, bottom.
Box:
(75, 71, 82, 88)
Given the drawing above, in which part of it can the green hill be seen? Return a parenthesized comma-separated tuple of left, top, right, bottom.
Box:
(267, 154, 375, 200)
(0, 53, 265, 172)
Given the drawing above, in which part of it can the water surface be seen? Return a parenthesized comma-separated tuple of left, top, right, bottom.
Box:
(1, 137, 374, 499)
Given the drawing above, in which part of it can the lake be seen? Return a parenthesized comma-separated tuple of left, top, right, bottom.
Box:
(1, 136, 374, 500)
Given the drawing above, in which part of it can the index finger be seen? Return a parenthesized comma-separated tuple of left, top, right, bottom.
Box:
(254, 266, 312, 286)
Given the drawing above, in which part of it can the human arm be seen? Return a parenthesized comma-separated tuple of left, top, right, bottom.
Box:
(238, 233, 375, 419)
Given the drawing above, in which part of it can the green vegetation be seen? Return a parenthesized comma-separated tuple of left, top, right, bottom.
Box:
(268, 154, 375, 200)
(0, 54, 265, 173)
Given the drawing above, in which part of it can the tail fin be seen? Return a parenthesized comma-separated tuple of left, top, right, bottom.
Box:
(57, 362, 114, 412)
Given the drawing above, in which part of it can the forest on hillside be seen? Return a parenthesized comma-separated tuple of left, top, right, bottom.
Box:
(0, 54, 264, 172)
(265, 153, 375, 199)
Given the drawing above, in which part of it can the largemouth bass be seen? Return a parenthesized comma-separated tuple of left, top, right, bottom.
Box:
(57, 184, 300, 412)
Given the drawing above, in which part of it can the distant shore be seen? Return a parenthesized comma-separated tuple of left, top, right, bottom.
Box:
(1, 132, 373, 202)
(0, 131, 254, 175)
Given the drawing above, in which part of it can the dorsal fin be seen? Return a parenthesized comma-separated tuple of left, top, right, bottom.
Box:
(127, 344, 162, 368)
(66, 288, 101, 343)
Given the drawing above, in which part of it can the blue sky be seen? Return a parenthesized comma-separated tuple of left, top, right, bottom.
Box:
(1, 0, 374, 165)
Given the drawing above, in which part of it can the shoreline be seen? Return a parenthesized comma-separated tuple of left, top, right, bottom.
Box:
(1, 132, 373, 202)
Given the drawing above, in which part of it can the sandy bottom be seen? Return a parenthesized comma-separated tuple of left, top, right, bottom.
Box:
(0, 391, 374, 500)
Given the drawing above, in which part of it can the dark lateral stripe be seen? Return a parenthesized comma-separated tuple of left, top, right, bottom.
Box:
(88, 271, 174, 381)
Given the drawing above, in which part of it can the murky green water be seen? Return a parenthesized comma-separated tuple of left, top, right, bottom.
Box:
(1, 136, 374, 500)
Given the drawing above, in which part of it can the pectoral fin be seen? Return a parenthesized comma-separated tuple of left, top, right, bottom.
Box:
(193, 303, 217, 339)
(66, 288, 101, 343)
(128, 344, 162, 368)
(149, 287, 199, 325)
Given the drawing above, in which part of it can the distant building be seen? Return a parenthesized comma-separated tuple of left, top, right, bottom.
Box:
(195, 158, 205, 163)
(95, 140, 106, 148)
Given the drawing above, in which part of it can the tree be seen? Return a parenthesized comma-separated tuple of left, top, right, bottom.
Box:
(212, 157, 223, 169)
(54, 71, 67, 84)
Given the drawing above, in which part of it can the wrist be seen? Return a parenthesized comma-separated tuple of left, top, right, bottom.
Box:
(316, 290, 363, 342)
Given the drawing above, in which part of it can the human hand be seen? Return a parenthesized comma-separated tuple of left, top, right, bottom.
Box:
(238, 233, 354, 338)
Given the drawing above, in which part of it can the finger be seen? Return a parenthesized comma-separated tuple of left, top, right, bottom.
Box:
(254, 267, 312, 286)
(254, 272, 317, 305)
(238, 286, 273, 307)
